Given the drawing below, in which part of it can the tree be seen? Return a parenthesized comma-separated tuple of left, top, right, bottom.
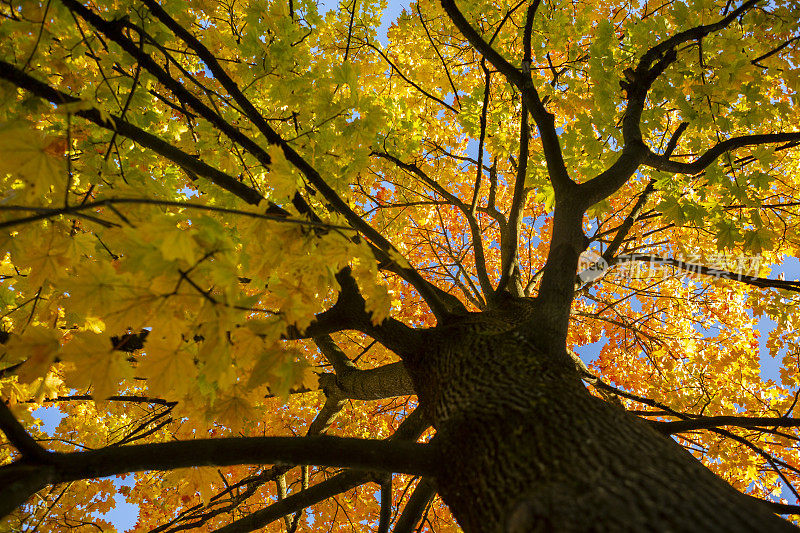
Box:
(0, 0, 800, 529)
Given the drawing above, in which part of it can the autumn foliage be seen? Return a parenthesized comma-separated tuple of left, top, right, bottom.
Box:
(1, 0, 800, 530)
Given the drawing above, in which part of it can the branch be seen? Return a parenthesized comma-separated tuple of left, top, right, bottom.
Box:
(652, 416, 800, 434)
(314, 334, 356, 376)
(0, 436, 437, 518)
(0, 401, 59, 516)
(148, 465, 294, 533)
(747, 495, 800, 516)
(151, 381, 355, 531)
(135, 0, 454, 322)
(440, 0, 584, 337)
(600, 122, 689, 263)
(56, 437, 435, 479)
(59, 0, 282, 182)
(496, 106, 529, 296)
(522, 0, 541, 67)
(304, 396, 347, 436)
(377, 475, 392, 533)
(523, 3, 752, 324)
(393, 478, 436, 533)
(362, 41, 457, 113)
(0, 60, 264, 206)
(0, 464, 57, 520)
(439, 0, 524, 87)
(212, 470, 371, 533)
(751, 35, 800, 67)
(34, 395, 175, 407)
(644, 133, 800, 175)
(439, 0, 573, 195)
(210, 409, 430, 533)
(579, 0, 762, 208)
(591, 380, 800, 511)
(275, 475, 292, 531)
(372, 152, 466, 208)
(611, 254, 800, 293)
(0, 198, 351, 232)
(60, 0, 451, 320)
(314, 334, 414, 400)
(0, 400, 51, 463)
(285, 269, 423, 360)
(626, 0, 759, 142)
(372, 151, 492, 303)
(415, 3, 461, 109)
(638, 0, 760, 74)
(470, 62, 491, 215)
(318, 362, 415, 401)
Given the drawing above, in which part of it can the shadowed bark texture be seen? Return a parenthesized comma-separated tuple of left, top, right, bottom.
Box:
(404, 299, 796, 532)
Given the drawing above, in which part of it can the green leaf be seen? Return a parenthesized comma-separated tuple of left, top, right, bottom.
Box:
(743, 227, 774, 255)
(715, 220, 741, 250)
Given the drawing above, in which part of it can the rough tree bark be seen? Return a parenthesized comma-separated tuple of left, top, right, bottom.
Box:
(403, 299, 796, 531)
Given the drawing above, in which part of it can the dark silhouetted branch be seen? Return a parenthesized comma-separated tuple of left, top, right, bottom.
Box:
(0, 400, 51, 463)
(393, 477, 436, 533)
(440, 0, 573, 195)
(136, 0, 453, 322)
(496, 106, 530, 297)
(600, 122, 689, 264)
(644, 133, 800, 175)
(580, 1, 762, 208)
(209, 409, 430, 533)
(652, 416, 800, 434)
(0, 435, 437, 519)
(377, 475, 393, 533)
(610, 254, 800, 293)
(0, 60, 264, 206)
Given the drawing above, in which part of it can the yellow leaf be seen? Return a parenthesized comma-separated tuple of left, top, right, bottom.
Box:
(61, 331, 132, 399)
(246, 347, 283, 390)
(55, 100, 95, 114)
(8, 326, 61, 383)
(0, 121, 66, 197)
(230, 326, 267, 367)
(366, 285, 391, 325)
(164, 467, 218, 505)
(83, 316, 106, 334)
(387, 248, 411, 269)
(15, 225, 70, 287)
(213, 385, 256, 432)
(137, 335, 198, 400)
(158, 222, 198, 265)
(197, 334, 236, 390)
(245, 317, 287, 343)
(247, 346, 307, 399)
(266, 144, 299, 201)
(31, 372, 63, 403)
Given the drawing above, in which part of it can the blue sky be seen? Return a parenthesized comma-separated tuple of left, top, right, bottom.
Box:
(319, 0, 411, 46)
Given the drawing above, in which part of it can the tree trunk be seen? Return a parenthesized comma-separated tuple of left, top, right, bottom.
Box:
(405, 300, 796, 532)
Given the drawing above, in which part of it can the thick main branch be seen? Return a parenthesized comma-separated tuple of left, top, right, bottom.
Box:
(644, 134, 800, 175)
(0, 435, 437, 518)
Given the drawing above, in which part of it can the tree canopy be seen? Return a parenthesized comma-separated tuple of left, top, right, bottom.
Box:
(1, 0, 800, 530)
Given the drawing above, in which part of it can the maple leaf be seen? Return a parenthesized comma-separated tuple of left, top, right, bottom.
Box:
(163, 467, 218, 506)
(137, 335, 198, 401)
(0, 121, 66, 200)
(212, 385, 257, 433)
(715, 220, 741, 250)
(61, 331, 133, 399)
(7, 326, 60, 383)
